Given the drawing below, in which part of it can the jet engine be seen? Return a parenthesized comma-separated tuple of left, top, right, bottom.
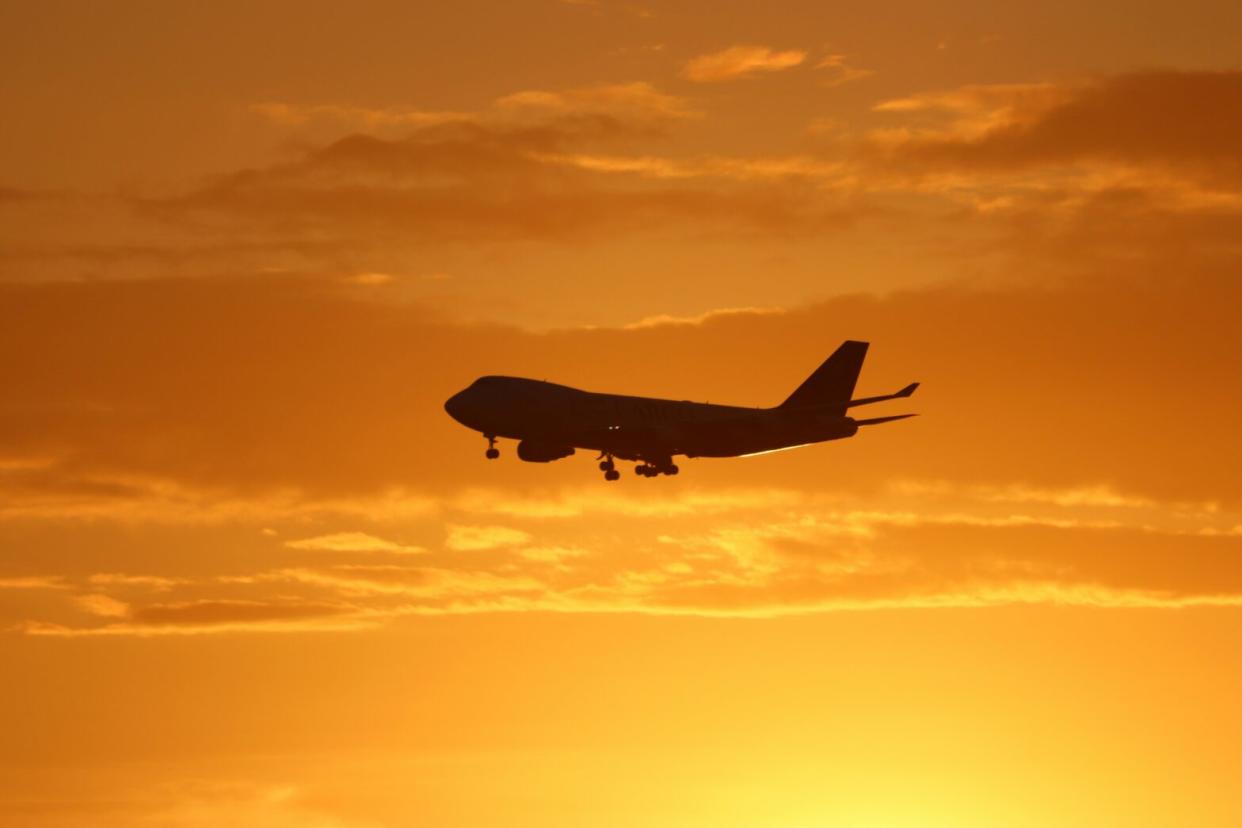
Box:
(832, 418, 860, 439)
(516, 440, 576, 463)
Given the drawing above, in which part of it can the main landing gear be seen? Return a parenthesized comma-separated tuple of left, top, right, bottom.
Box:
(597, 451, 679, 481)
(485, 435, 499, 460)
(598, 455, 620, 481)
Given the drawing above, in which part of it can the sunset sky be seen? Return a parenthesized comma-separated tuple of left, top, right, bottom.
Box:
(4, 2, 1242, 825)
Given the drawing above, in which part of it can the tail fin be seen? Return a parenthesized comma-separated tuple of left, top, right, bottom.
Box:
(779, 341, 868, 413)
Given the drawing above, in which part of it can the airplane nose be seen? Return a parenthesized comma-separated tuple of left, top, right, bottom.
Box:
(444, 390, 468, 422)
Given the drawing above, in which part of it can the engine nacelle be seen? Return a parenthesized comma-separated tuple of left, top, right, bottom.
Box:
(516, 440, 575, 463)
(809, 411, 859, 439)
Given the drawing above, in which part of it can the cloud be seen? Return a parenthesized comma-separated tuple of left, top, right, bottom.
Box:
(138, 126, 839, 246)
(622, 306, 783, 329)
(255, 82, 695, 138)
(23, 598, 370, 636)
(270, 565, 546, 601)
(0, 576, 67, 590)
(518, 545, 589, 564)
(0, 464, 439, 523)
(682, 45, 806, 83)
(13, 477, 1242, 632)
(116, 781, 377, 828)
(452, 487, 807, 519)
(1, 85, 867, 285)
(128, 599, 353, 626)
(87, 573, 187, 590)
(7, 72, 1241, 289)
(494, 82, 699, 125)
(73, 593, 129, 617)
(873, 82, 1058, 121)
(870, 71, 1242, 181)
(445, 524, 533, 551)
(814, 54, 874, 87)
(251, 102, 468, 130)
(285, 532, 424, 555)
(540, 151, 848, 184)
(343, 272, 395, 286)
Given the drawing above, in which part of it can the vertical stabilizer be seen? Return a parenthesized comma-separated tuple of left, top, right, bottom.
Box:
(779, 341, 869, 413)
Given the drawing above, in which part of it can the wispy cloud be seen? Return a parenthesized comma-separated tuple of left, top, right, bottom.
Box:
(73, 593, 130, 617)
(23, 598, 372, 637)
(343, 271, 395, 286)
(0, 471, 438, 524)
(15, 480, 1242, 636)
(452, 487, 810, 519)
(87, 573, 188, 591)
(868, 72, 1242, 183)
(682, 45, 806, 82)
(285, 531, 424, 555)
(444, 524, 534, 551)
(814, 54, 874, 87)
(250, 102, 468, 130)
(256, 81, 696, 136)
(495, 81, 699, 124)
(622, 306, 783, 329)
(0, 575, 67, 590)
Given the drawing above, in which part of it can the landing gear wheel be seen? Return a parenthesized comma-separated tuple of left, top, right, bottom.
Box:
(485, 447, 499, 460)
(604, 469, 620, 481)
(666, 464, 679, 475)
(599, 458, 616, 472)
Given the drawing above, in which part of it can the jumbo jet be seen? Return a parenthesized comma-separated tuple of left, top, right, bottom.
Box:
(443, 340, 917, 481)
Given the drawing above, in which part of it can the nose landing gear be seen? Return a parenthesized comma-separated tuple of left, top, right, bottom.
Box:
(485, 436, 499, 460)
(598, 453, 620, 481)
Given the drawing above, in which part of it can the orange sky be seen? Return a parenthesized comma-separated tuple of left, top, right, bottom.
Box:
(3, 2, 1242, 826)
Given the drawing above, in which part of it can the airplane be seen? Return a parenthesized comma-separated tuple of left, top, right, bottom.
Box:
(443, 340, 917, 481)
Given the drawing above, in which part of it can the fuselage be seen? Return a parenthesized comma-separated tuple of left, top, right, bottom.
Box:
(444, 375, 859, 462)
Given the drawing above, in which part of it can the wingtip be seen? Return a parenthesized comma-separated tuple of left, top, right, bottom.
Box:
(898, 381, 920, 397)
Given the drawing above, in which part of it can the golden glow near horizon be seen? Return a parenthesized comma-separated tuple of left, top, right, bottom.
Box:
(3, 1, 1242, 825)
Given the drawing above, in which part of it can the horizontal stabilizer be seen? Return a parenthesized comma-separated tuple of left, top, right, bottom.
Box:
(847, 381, 920, 408)
(854, 413, 917, 427)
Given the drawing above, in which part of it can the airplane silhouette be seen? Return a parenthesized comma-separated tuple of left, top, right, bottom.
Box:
(444, 340, 917, 481)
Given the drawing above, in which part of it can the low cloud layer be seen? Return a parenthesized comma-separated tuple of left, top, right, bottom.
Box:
(12, 479, 1242, 635)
